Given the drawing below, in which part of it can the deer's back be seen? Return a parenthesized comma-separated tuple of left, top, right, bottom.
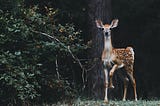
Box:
(112, 47, 134, 67)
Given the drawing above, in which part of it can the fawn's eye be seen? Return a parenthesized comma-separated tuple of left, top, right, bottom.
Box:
(100, 28, 104, 31)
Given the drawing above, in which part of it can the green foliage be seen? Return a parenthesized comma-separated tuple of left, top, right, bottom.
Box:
(0, 1, 86, 105)
(0, 51, 41, 101)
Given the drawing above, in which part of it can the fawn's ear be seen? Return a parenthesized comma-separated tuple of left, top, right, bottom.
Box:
(95, 20, 103, 28)
(110, 19, 119, 28)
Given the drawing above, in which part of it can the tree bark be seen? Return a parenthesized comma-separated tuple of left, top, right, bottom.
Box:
(86, 0, 112, 99)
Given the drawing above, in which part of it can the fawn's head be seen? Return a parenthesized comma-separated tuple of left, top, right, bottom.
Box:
(95, 19, 119, 39)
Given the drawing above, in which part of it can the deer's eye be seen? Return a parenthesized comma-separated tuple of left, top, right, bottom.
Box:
(100, 28, 104, 31)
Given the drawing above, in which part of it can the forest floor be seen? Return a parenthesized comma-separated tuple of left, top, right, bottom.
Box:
(45, 99, 160, 106)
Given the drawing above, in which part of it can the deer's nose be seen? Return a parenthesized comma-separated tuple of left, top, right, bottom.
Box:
(105, 32, 109, 37)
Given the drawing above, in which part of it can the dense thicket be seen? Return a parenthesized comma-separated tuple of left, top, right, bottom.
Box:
(0, 0, 87, 105)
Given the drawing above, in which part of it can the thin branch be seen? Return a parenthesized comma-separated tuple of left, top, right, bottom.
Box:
(55, 56, 60, 80)
(67, 46, 86, 88)
(86, 63, 97, 72)
(67, 46, 84, 70)
(32, 30, 64, 46)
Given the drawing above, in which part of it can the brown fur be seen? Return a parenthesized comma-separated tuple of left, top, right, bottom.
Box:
(112, 47, 134, 67)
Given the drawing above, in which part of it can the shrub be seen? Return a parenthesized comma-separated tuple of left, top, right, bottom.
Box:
(0, 4, 86, 105)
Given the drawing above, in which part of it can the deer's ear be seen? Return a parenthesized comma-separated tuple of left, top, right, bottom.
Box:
(95, 20, 103, 28)
(110, 19, 119, 28)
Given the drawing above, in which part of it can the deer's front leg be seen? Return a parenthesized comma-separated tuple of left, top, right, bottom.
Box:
(109, 64, 118, 88)
(103, 68, 109, 103)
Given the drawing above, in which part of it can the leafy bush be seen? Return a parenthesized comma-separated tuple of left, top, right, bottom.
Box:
(0, 3, 86, 105)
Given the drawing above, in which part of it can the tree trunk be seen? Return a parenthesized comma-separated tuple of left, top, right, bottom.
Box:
(86, 0, 112, 99)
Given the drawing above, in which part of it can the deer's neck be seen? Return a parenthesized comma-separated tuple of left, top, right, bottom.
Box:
(104, 36, 113, 53)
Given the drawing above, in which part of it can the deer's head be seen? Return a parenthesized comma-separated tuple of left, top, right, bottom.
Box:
(95, 19, 119, 39)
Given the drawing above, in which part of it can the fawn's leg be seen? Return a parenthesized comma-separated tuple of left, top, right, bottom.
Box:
(109, 64, 118, 88)
(127, 71, 137, 101)
(122, 77, 129, 101)
(104, 68, 109, 103)
(117, 72, 129, 101)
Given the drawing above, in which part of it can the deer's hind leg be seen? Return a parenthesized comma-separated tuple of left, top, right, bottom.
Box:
(117, 71, 129, 101)
(125, 67, 137, 101)
(122, 77, 129, 101)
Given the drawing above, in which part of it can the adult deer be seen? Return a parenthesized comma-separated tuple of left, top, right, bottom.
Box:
(95, 19, 137, 103)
